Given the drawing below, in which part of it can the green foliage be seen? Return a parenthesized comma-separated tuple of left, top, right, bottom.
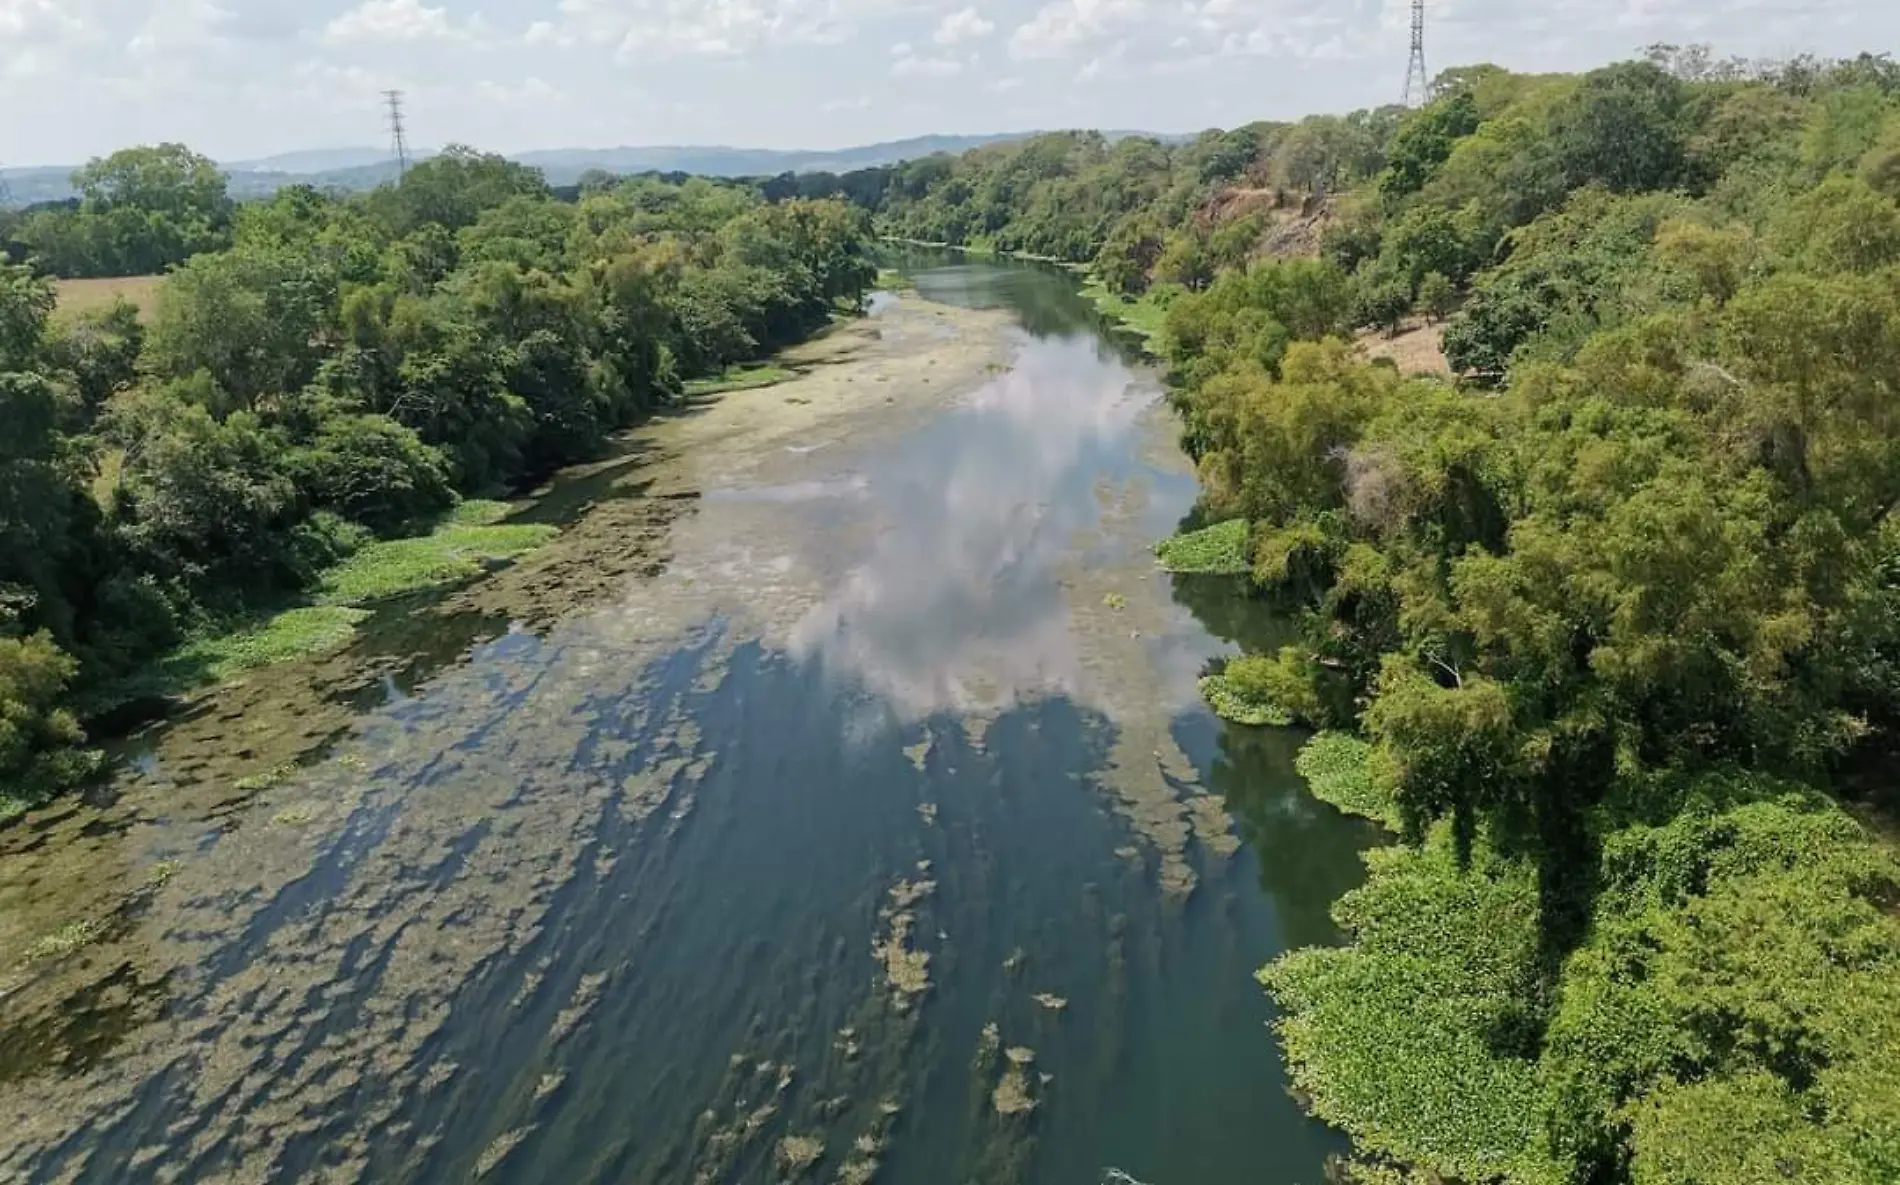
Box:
(21, 917, 107, 961)
(17, 144, 233, 278)
(1268, 793, 1900, 1185)
(1261, 839, 1554, 1183)
(1162, 259, 1354, 391)
(1079, 277, 1175, 345)
(286, 412, 454, 535)
(1416, 272, 1456, 321)
(147, 244, 336, 413)
(1198, 671, 1292, 727)
(0, 150, 878, 810)
(1153, 518, 1250, 574)
(1548, 62, 1690, 194)
(0, 632, 98, 814)
(1295, 732, 1398, 827)
(1379, 90, 1482, 203)
(315, 512, 556, 606)
(682, 363, 797, 396)
(167, 606, 372, 682)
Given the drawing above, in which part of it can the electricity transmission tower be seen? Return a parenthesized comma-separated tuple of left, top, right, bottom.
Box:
(385, 90, 411, 178)
(1402, 0, 1430, 107)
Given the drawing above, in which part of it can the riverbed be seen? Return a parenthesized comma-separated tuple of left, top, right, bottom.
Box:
(0, 255, 1379, 1185)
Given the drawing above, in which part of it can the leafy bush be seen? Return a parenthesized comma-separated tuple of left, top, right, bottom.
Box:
(1266, 795, 1900, 1185)
(1198, 672, 1292, 727)
(0, 632, 98, 818)
(316, 512, 555, 606)
(1294, 732, 1398, 828)
(1154, 518, 1250, 574)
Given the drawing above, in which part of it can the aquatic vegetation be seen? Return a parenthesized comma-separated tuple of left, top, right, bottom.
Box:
(317, 509, 558, 606)
(776, 1134, 825, 1175)
(143, 859, 182, 890)
(684, 364, 799, 397)
(1198, 675, 1293, 727)
(1294, 733, 1397, 829)
(271, 806, 316, 826)
(875, 917, 932, 999)
(172, 607, 373, 683)
(1264, 794, 1900, 1184)
(1153, 519, 1249, 574)
(22, 918, 106, 963)
(1102, 592, 1127, 611)
(1184, 795, 1242, 857)
(902, 738, 932, 772)
(236, 762, 299, 792)
(550, 972, 608, 1043)
(1080, 277, 1173, 347)
(992, 1046, 1039, 1116)
(474, 1126, 534, 1179)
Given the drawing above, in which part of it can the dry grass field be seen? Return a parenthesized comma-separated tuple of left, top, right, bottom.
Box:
(1358, 316, 1452, 378)
(53, 275, 165, 322)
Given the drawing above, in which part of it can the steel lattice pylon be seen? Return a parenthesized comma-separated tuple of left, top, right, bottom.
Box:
(1402, 0, 1430, 107)
(385, 90, 410, 179)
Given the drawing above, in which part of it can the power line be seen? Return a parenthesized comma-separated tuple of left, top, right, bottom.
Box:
(384, 90, 410, 179)
(1402, 0, 1430, 108)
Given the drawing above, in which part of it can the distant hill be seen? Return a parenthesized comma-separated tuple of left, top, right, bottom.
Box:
(2, 131, 1176, 208)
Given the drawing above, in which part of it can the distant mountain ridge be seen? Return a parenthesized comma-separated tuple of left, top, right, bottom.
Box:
(4, 131, 1168, 207)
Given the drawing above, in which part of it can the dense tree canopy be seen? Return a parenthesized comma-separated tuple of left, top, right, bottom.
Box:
(0, 152, 876, 814)
(7, 145, 234, 277)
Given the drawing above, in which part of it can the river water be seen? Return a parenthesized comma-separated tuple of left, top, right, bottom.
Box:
(0, 255, 1379, 1184)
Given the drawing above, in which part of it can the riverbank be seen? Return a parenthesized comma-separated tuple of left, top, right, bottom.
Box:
(879, 236, 1086, 269)
(881, 237, 1169, 354)
(1079, 277, 1172, 348)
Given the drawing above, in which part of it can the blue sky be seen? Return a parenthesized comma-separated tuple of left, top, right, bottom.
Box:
(3, 0, 1897, 164)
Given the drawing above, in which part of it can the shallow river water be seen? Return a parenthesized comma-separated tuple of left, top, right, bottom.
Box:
(0, 255, 1379, 1185)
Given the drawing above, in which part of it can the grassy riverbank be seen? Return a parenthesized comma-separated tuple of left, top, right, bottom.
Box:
(1080, 277, 1174, 347)
(86, 500, 557, 720)
(683, 363, 799, 397)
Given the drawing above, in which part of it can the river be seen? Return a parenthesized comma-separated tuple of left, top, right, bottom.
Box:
(0, 254, 1380, 1185)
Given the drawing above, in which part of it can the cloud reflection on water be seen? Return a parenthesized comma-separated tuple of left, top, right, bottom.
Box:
(788, 336, 1151, 721)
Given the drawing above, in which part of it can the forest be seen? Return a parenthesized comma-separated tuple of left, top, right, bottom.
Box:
(0, 145, 877, 816)
(829, 45, 1900, 1185)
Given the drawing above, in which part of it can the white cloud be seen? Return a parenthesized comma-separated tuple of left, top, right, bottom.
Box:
(1009, 0, 1148, 59)
(472, 75, 565, 105)
(891, 40, 964, 76)
(128, 0, 235, 57)
(539, 0, 905, 60)
(9, 0, 1900, 168)
(0, 0, 88, 39)
(894, 54, 963, 76)
(934, 7, 994, 45)
(322, 0, 466, 44)
(0, 0, 94, 78)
